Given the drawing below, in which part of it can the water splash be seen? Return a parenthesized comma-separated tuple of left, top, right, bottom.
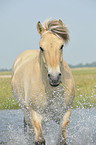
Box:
(0, 109, 96, 145)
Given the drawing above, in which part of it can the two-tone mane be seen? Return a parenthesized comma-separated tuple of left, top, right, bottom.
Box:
(43, 19, 69, 42)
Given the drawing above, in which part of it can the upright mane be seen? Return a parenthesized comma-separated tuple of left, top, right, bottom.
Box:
(43, 19, 69, 42)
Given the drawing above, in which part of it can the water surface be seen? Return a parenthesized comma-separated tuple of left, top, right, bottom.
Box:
(0, 109, 96, 145)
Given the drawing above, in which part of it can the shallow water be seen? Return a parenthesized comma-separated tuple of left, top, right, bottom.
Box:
(0, 109, 96, 145)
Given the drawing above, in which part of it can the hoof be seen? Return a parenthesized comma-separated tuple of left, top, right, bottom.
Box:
(56, 140, 67, 145)
(35, 140, 45, 145)
(60, 142, 67, 145)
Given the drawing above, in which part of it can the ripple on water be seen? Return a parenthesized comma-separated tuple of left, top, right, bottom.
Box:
(0, 109, 96, 145)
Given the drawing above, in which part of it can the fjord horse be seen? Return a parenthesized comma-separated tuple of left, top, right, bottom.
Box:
(12, 19, 75, 145)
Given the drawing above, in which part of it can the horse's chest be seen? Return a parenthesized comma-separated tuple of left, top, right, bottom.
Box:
(38, 89, 66, 122)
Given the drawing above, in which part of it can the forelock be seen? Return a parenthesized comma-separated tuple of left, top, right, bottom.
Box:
(43, 19, 69, 43)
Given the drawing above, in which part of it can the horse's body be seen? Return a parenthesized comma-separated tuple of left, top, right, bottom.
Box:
(12, 19, 75, 145)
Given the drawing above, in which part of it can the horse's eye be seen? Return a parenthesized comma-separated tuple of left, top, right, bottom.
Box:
(40, 47, 44, 52)
(60, 45, 64, 50)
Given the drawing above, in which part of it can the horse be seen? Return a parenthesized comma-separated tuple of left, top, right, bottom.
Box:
(11, 19, 75, 145)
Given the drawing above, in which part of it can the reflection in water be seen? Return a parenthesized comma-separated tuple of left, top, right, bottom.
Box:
(0, 109, 96, 145)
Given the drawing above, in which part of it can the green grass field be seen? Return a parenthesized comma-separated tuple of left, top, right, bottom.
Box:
(0, 71, 11, 76)
(0, 77, 20, 109)
(72, 67, 96, 108)
(0, 67, 96, 110)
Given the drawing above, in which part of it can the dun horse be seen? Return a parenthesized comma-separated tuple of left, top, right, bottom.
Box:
(12, 19, 75, 145)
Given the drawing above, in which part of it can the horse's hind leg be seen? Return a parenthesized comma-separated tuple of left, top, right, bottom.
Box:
(30, 110, 45, 145)
(24, 117, 27, 132)
(23, 108, 33, 133)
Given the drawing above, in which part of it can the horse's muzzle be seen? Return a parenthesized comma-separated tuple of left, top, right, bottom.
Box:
(47, 73, 62, 87)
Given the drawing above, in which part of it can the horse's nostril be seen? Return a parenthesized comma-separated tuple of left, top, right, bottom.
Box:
(48, 73, 50, 78)
(59, 73, 61, 76)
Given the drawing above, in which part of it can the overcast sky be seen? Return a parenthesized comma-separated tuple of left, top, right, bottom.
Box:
(0, 0, 96, 69)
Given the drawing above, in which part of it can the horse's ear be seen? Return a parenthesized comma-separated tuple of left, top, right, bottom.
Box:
(37, 21, 45, 35)
(59, 19, 63, 26)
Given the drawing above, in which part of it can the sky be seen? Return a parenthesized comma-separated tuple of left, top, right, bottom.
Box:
(0, 0, 96, 69)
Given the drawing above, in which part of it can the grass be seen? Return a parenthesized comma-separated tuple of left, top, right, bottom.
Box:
(0, 77, 20, 110)
(72, 67, 96, 108)
(0, 71, 11, 75)
(0, 68, 96, 110)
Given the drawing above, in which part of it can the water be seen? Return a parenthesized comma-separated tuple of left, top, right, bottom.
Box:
(0, 109, 96, 145)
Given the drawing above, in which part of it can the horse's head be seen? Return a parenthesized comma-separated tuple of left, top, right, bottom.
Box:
(37, 19, 69, 87)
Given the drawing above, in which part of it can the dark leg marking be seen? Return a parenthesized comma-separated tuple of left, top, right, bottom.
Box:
(24, 117, 27, 132)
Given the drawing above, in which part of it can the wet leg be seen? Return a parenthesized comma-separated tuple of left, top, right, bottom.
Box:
(30, 110, 45, 145)
(57, 109, 71, 145)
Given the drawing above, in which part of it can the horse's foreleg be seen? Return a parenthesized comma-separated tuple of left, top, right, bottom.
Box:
(30, 110, 45, 145)
(57, 109, 71, 145)
(61, 109, 71, 144)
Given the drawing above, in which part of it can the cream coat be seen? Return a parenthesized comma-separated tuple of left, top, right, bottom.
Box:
(12, 19, 75, 145)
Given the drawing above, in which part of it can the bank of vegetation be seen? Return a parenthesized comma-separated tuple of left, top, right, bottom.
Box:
(0, 67, 96, 109)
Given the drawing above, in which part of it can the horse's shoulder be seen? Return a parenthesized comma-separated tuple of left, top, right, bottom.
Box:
(62, 60, 75, 84)
(62, 60, 75, 97)
(62, 60, 72, 75)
